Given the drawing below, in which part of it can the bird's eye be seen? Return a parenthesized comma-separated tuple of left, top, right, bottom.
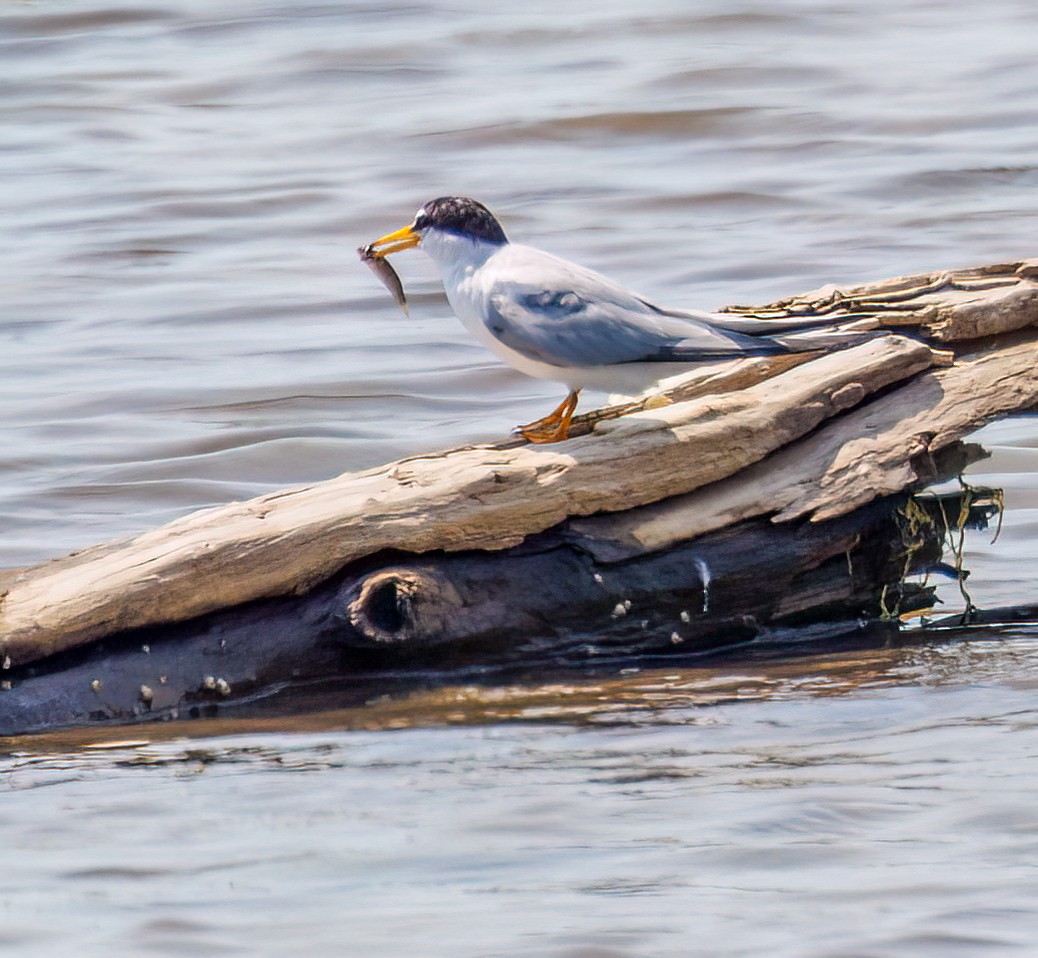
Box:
(413, 212, 429, 230)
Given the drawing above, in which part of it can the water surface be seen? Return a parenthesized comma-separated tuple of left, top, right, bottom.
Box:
(1, 0, 1037, 954)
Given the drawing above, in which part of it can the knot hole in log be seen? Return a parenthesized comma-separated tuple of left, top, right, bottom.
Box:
(341, 567, 463, 645)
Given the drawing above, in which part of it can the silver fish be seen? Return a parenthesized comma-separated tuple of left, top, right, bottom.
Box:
(359, 244, 409, 315)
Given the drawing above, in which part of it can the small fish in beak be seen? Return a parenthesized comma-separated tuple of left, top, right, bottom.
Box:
(358, 243, 409, 315)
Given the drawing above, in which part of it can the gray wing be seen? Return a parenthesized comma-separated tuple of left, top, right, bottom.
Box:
(485, 286, 788, 369)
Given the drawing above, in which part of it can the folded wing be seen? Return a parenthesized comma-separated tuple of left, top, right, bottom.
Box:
(485, 286, 817, 370)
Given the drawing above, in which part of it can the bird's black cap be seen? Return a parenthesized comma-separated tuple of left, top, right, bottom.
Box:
(414, 196, 508, 245)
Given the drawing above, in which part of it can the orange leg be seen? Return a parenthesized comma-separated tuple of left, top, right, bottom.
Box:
(518, 389, 581, 444)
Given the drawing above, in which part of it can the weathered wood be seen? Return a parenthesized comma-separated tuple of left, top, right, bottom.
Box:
(567, 332, 1038, 557)
(721, 259, 1038, 342)
(0, 258, 1035, 677)
(0, 335, 935, 665)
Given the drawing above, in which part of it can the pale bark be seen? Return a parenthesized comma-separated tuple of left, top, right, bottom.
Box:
(568, 334, 1037, 558)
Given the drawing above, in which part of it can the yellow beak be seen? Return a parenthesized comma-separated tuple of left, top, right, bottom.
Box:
(364, 223, 420, 257)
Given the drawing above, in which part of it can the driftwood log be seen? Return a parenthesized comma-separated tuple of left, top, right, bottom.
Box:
(0, 486, 1001, 735)
(1, 259, 1036, 734)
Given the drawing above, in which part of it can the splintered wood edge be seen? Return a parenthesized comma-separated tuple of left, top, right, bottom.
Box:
(928, 283, 1038, 342)
(720, 259, 1038, 344)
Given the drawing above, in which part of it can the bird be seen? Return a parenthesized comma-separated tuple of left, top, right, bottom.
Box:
(364, 196, 873, 443)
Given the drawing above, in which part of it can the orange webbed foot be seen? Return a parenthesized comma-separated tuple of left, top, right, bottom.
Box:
(516, 390, 580, 444)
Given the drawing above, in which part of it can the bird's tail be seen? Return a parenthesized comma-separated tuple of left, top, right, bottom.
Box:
(655, 304, 887, 355)
(701, 309, 884, 355)
(765, 326, 883, 354)
(701, 309, 876, 337)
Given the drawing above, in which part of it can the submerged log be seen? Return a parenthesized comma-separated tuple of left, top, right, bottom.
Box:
(0, 258, 1036, 733)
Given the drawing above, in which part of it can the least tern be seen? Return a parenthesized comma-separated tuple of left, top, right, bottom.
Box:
(365, 196, 872, 443)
